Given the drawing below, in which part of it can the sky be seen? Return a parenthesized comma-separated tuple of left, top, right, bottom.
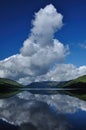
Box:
(0, 0, 86, 84)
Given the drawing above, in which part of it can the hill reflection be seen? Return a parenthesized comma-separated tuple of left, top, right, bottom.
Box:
(0, 91, 86, 130)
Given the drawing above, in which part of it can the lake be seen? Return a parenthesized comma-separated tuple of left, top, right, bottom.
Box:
(0, 90, 86, 130)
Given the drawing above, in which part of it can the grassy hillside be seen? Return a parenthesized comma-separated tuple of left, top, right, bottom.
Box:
(58, 75, 86, 101)
(0, 78, 21, 85)
(0, 78, 23, 98)
(59, 75, 86, 88)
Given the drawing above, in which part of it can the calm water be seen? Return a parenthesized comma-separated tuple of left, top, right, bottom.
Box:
(0, 90, 86, 130)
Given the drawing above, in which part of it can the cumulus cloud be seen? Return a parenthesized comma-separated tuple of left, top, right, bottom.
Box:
(44, 64, 86, 81)
(0, 4, 69, 84)
(29, 64, 86, 83)
(0, 4, 86, 84)
(20, 4, 63, 56)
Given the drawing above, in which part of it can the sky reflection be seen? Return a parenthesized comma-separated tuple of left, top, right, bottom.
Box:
(0, 91, 86, 130)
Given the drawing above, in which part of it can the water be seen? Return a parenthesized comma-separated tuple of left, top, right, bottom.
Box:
(66, 109, 86, 130)
(0, 90, 86, 130)
(20, 88, 77, 90)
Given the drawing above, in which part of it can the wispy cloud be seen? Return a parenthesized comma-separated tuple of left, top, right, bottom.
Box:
(79, 41, 86, 49)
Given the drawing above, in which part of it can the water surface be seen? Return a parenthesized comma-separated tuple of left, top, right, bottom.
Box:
(0, 90, 86, 130)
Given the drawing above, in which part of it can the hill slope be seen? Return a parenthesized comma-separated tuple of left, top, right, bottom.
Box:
(59, 75, 86, 88)
(0, 78, 23, 98)
(58, 75, 86, 101)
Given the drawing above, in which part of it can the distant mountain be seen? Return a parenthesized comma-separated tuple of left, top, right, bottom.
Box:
(26, 81, 63, 94)
(0, 78, 23, 98)
(27, 81, 61, 88)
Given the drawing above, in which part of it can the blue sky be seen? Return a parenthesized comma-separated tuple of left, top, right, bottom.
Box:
(0, 0, 86, 84)
(0, 0, 86, 65)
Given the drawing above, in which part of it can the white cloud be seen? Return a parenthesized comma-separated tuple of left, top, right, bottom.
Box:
(0, 4, 69, 84)
(0, 4, 86, 84)
(0, 40, 69, 84)
(30, 4, 63, 47)
(44, 64, 86, 81)
(30, 64, 86, 83)
(20, 4, 63, 56)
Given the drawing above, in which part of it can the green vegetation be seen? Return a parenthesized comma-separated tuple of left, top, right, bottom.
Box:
(0, 78, 24, 98)
(73, 75, 86, 83)
(58, 75, 86, 101)
(59, 75, 86, 88)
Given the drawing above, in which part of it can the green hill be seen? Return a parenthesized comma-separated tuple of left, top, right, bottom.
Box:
(59, 75, 86, 88)
(58, 75, 86, 101)
(0, 78, 23, 98)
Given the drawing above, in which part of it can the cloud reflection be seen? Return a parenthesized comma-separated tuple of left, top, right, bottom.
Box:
(0, 92, 86, 130)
